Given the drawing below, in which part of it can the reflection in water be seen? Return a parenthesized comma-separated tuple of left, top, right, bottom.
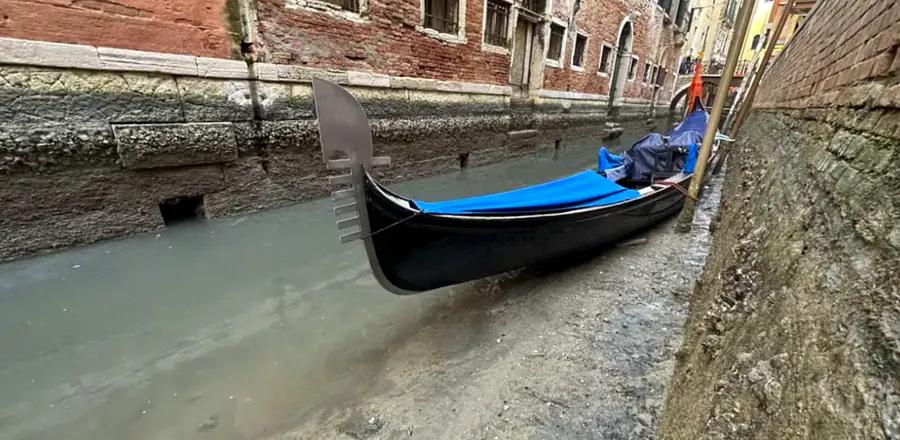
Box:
(0, 126, 649, 439)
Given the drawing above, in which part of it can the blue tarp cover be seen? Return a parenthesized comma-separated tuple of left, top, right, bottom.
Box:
(598, 147, 625, 171)
(683, 144, 699, 173)
(414, 170, 641, 215)
(668, 108, 708, 138)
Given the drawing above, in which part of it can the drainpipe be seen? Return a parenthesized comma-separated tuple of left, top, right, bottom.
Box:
(237, 0, 265, 120)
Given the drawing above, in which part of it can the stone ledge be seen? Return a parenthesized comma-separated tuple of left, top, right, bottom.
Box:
(98, 47, 199, 76)
(0, 38, 101, 70)
(197, 57, 251, 79)
(114, 122, 238, 169)
(538, 89, 610, 102)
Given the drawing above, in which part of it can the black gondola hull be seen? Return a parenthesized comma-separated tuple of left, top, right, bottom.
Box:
(365, 174, 694, 292)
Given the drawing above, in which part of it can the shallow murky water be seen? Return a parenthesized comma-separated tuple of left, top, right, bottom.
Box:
(0, 124, 655, 439)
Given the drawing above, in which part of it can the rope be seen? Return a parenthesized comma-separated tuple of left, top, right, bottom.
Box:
(653, 180, 697, 202)
(363, 211, 420, 239)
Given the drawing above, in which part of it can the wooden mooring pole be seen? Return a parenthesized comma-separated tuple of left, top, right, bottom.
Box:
(675, 0, 758, 232)
(730, 0, 797, 136)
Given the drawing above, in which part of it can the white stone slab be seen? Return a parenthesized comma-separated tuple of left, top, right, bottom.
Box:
(0, 37, 101, 69)
(347, 71, 391, 88)
(196, 57, 251, 79)
(539, 89, 610, 102)
(98, 47, 198, 76)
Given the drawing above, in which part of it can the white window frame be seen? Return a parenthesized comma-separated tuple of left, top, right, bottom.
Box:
(480, 0, 514, 54)
(627, 55, 639, 81)
(544, 19, 568, 68)
(643, 61, 652, 83)
(285, 0, 370, 23)
(651, 65, 659, 87)
(597, 43, 613, 77)
(417, 0, 468, 45)
(569, 31, 589, 72)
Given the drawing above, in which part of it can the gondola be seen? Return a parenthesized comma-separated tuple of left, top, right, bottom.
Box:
(312, 78, 713, 294)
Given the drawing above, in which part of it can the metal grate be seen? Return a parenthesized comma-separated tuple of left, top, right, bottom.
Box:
(321, 0, 359, 12)
(424, 0, 459, 34)
(484, 0, 510, 47)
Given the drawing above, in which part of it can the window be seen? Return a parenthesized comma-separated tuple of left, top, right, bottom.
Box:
(321, 0, 359, 11)
(572, 34, 587, 69)
(644, 62, 652, 82)
(483, 0, 510, 47)
(520, 0, 546, 14)
(657, 0, 672, 13)
(651, 66, 659, 86)
(751, 34, 761, 50)
(627, 56, 638, 80)
(656, 67, 667, 87)
(424, 0, 459, 34)
(598, 44, 613, 74)
(547, 23, 565, 62)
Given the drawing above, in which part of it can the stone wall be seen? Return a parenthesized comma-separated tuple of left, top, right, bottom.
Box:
(0, 37, 655, 262)
(0, 0, 686, 261)
(660, 0, 900, 438)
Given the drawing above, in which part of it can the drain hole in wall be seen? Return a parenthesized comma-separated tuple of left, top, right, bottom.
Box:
(159, 196, 206, 225)
(458, 152, 470, 169)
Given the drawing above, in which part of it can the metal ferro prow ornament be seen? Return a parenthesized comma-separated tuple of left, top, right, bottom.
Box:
(311, 78, 412, 294)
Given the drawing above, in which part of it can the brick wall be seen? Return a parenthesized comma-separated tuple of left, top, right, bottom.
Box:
(256, 0, 512, 84)
(257, 0, 680, 98)
(542, 0, 677, 100)
(0, 0, 237, 58)
(660, 1, 900, 438)
(756, 0, 900, 111)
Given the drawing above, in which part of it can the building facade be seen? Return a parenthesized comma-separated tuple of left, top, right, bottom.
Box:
(680, 0, 742, 70)
(0, 0, 689, 261)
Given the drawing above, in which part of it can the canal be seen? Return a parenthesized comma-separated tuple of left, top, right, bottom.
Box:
(0, 121, 718, 440)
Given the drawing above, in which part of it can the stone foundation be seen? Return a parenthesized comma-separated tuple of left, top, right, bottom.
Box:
(0, 46, 667, 261)
(659, 108, 900, 439)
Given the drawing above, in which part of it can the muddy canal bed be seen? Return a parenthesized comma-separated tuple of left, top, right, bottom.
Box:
(271, 174, 723, 440)
(0, 123, 722, 440)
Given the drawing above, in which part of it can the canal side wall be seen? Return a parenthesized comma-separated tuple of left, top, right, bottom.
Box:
(0, 38, 666, 262)
(660, 0, 900, 438)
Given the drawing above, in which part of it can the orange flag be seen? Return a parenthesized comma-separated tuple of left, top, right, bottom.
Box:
(686, 62, 704, 113)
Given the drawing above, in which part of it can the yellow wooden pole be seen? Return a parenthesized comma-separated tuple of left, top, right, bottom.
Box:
(731, 0, 796, 136)
(676, 0, 758, 232)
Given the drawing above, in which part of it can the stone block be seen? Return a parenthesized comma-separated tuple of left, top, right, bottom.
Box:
(97, 47, 199, 76)
(258, 81, 313, 120)
(196, 57, 251, 79)
(0, 66, 184, 123)
(114, 122, 238, 169)
(0, 165, 226, 261)
(347, 71, 391, 88)
(0, 122, 117, 173)
(176, 77, 255, 122)
(0, 37, 100, 69)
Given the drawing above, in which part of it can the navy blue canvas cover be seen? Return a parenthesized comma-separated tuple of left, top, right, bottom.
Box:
(622, 108, 708, 180)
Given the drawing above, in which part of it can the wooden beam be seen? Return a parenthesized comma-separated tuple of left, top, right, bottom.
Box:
(675, 0, 759, 232)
